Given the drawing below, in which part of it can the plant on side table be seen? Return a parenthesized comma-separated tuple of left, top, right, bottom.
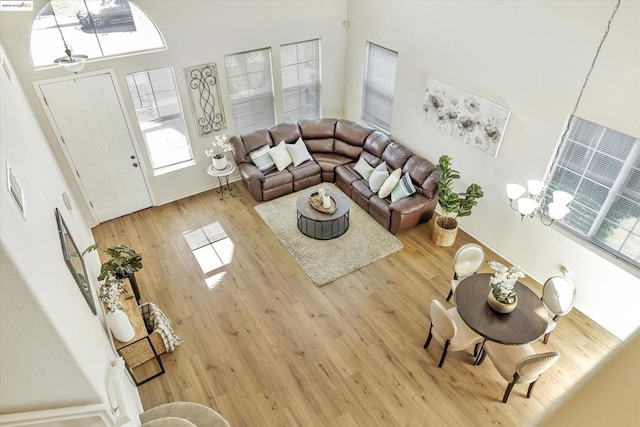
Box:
(487, 261, 526, 314)
(84, 243, 143, 303)
(432, 155, 484, 247)
(98, 276, 135, 342)
(205, 133, 232, 170)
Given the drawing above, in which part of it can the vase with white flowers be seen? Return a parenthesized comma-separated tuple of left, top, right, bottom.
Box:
(487, 261, 526, 314)
(98, 277, 135, 342)
(205, 134, 232, 170)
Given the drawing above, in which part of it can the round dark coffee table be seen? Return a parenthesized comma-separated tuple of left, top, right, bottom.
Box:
(296, 190, 350, 240)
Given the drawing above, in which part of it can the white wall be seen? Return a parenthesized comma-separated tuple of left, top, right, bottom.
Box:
(534, 327, 640, 426)
(0, 42, 141, 421)
(0, 0, 348, 215)
(343, 0, 640, 339)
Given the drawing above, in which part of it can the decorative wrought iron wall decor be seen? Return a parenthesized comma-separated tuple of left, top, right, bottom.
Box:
(423, 77, 511, 157)
(185, 63, 226, 136)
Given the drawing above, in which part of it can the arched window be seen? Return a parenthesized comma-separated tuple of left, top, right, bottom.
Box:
(30, 0, 165, 68)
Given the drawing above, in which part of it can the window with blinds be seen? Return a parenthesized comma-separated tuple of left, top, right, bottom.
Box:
(125, 67, 193, 173)
(362, 42, 398, 131)
(224, 48, 276, 136)
(280, 39, 321, 122)
(547, 116, 639, 268)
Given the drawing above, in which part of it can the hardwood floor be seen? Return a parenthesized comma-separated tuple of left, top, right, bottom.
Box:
(92, 183, 620, 427)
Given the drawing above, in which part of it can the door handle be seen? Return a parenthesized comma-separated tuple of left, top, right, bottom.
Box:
(133, 162, 138, 167)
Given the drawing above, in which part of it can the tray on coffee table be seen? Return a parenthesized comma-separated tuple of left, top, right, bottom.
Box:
(308, 192, 337, 214)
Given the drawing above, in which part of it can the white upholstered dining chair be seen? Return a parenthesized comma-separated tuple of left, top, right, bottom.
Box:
(479, 341, 560, 403)
(423, 299, 483, 367)
(446, 243, 485, 302)
(541, 275, 576, 344)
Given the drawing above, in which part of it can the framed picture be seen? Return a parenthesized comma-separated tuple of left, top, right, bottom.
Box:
(423, 77, 511, 157)
(55, 208, 96, 315)
(184, 62, 226, 136)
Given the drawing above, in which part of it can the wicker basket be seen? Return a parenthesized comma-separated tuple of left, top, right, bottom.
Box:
(119, 332, 167, 368)
(432, 217, 458, 247)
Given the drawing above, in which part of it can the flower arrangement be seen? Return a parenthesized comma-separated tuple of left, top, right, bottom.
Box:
(488, 261, 525, 304)
(205, 134, 232, 159)
(98, 277, 126, 312)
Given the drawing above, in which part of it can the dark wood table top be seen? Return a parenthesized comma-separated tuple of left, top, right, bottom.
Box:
(296, 189, 350, 222)
(455, 273, 548, 345)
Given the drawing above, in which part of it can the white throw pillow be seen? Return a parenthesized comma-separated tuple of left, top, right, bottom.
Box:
(286, 137, 313, 167)
(269, 141, 293, 171)
(354, 156, 374, 180)
(368, 162, 389, 193)
(378, 168, 402, 198)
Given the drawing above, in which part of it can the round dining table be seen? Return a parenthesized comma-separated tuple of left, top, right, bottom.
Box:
(454, 273, 548, 348)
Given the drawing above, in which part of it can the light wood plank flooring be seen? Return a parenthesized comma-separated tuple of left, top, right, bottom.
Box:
(92, 183, 620, 427)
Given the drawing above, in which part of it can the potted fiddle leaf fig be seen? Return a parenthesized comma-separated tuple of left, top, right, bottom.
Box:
(83, 244, 143, 302)
(432, 155, 484, 247)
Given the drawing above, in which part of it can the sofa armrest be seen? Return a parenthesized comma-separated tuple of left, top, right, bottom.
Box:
(237, 163, 265, 201)
(389, 193, 432, 214)
(388, 193, 437, 234)
(238, 162, 264, 182)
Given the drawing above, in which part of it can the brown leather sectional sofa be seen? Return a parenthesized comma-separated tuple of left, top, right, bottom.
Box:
(230, 118, 438, 234)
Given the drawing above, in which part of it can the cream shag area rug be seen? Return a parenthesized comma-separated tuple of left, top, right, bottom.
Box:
(254, 183, 404, 286)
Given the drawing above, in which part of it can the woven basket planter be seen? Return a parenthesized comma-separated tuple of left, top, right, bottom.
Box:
(432, 217, 458, 247)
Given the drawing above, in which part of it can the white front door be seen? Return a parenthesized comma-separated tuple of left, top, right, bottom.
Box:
(39, 72, 152, 223)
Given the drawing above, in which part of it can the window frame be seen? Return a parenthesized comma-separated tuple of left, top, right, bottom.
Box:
(361, 41, 398, 132)
(279, 38, 322, 122)
(546, 115, 639, 270)
(124, 66, 195, 175)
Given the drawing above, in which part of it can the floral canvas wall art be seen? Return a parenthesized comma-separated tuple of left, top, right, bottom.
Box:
(423, 77, 510, 157)
(185, 63, 226, 136)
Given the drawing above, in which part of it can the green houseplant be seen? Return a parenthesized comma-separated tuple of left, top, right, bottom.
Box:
(84, 244, 143, 302)
(432, 155, 484, 246)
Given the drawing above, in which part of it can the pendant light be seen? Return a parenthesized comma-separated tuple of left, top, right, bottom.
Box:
(50, 1, 88, 72)
(507, 0, 620, 225)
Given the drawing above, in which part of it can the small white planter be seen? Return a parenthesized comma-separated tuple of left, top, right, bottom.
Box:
(106, 309, 135, 342)
(212, 156, 227, 170)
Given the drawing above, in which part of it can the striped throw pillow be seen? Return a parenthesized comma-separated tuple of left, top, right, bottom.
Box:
(391, 173, 416, 202)
(249, 144, 276, 174)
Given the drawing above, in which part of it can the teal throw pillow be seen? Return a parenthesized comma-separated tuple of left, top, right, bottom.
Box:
(249, 144, 276, 174)
(391, 173, 417, 202)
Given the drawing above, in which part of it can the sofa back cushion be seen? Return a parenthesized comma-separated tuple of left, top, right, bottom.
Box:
(304, 138, 335, 153)
(361, 131, 392, 167)
(231, 129, 273, 164)
(270, 123, 300, 144)
(299, 118, 337, 154)
(335, 120, 373, 145)
(403, 155, 438, 198)
(299, 118, 337, 139)
(382, 142, 414, 170)
(334, 140, 363, 159)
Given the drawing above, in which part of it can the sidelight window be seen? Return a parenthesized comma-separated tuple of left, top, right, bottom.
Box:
(125, 67, 194, 174)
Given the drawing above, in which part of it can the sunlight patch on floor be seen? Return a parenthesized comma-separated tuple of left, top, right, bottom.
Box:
(183, 222, 234, 289)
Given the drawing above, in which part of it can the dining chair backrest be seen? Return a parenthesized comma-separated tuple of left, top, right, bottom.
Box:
(430, 300, 456, 340)
(542, 276, 576, 317)
(516, 351, 561, 381)
(453, 243, 485, 278)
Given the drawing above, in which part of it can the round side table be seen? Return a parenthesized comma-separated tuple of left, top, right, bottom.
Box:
(206, 162, 236, 200)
